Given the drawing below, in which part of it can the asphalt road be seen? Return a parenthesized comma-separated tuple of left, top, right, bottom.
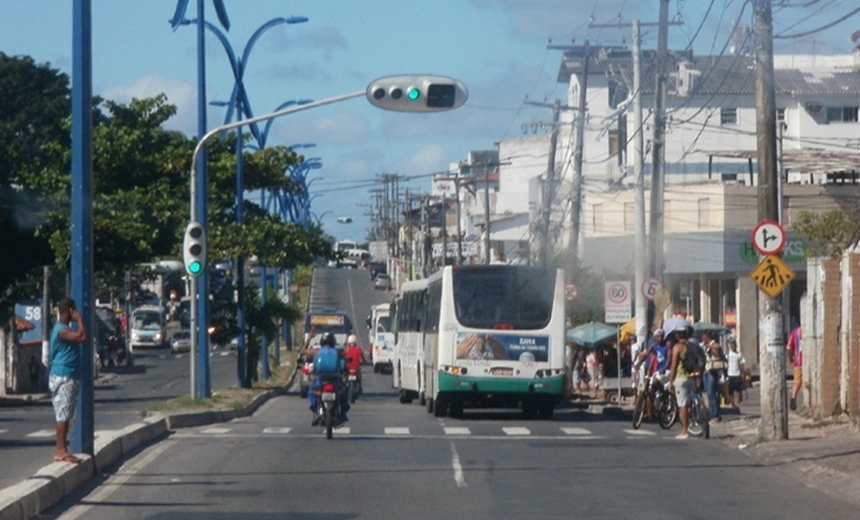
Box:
(44, 369, 859, 519)
(10, 267, 858, 518)
(0, 344, 237, 491)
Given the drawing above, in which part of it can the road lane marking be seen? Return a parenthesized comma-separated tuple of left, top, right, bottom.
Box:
(58, 439, 177, 520)
(624, 429, 656, 436)
(201, 427, 231, 434)
(449, 441, 467, 488)
(0, 429, 7, 435)
(444, 427, 471, 435)
(502, 427, 531, 436)
(560, 427, 592, 435)
(263, 427, 292, 434)
(26, 429, 55, 438)
(385, 427, 410, 435)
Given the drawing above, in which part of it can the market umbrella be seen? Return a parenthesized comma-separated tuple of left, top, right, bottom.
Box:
(692, 321, 729, 336)
(566, 321, 618, 348)
(662, 316, 691, 335)
(619, 318, 637, 342)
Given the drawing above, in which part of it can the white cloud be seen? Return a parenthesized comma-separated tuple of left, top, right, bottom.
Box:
(100, 75, 205, 136)
(402, 144, 448, 176)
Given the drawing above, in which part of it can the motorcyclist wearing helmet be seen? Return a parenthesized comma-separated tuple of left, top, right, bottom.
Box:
(304, 332, 350, 425)
(344, 334, 366, 394)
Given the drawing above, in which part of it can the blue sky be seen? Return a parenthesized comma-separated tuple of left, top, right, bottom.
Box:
(1, 1, 857, 243)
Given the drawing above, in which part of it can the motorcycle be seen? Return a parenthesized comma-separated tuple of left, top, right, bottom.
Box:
(347, 367, 361, 404)
(314, 377, 344, 439)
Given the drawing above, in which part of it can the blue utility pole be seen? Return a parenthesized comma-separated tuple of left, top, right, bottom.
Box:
(70, 0, 94, 455)
(194, 0, 211, 398)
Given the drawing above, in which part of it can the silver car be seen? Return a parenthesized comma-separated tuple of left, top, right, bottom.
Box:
(170, 330, 191, 353)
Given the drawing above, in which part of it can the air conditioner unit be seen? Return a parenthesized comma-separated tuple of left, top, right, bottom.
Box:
(804, 102, 823, 115)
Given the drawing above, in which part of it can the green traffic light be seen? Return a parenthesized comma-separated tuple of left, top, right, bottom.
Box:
(188, 261, 202, 274)
(407, 87, 420, 101)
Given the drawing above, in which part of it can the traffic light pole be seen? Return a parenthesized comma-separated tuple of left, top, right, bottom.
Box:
(187, 76, 468, 397)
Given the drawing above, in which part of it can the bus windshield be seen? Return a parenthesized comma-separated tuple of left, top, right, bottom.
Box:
(453, 266, 555, 330)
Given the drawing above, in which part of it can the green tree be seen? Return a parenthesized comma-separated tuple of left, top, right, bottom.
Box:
(0, 53, 68, 322)
(790, 210, 858, 259)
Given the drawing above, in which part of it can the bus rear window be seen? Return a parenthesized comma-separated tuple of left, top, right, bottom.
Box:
(453, 267, 555, 330)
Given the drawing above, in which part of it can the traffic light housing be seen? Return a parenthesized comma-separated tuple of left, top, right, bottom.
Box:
(183, 221, 207, 276)
(366, 75, 468, 112)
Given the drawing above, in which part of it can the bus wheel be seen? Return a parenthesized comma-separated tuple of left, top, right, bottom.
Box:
(426, 397, 434, 414)
(448, 401, 464, 418)
(538, 402, 555, 420)
(398, 390, 412, 404)
(522, 400, 538, 419)
(433, 396, 448, 417)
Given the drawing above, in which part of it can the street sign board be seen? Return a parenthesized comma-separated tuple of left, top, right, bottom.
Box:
(752, 220, 786, 256)
(604, 281, 632, 324)
(750, 254, 795, 297)
(641, 277, 664, 301)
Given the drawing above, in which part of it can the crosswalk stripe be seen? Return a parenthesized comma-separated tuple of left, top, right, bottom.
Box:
(502, 427, 531, 436)
(335, 427, 351, 434)
(262, 427, 292, 434)
(444, 427, 471, 435)
(27, 429, 55, 438)
(201, 427, 231, 434)
(560, 427, 592, 435)
(624, 429, 656, 436)
(385, 427, 410, 435)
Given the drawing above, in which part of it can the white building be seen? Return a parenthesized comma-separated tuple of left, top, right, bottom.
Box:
(548, 46, 860, 367)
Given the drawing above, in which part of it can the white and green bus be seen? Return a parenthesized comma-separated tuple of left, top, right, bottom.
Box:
(391, 265, 566, 419)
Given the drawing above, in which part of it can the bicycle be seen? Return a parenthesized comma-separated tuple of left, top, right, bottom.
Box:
(686, 374, 710, 439)
(632, 371, 678, 430)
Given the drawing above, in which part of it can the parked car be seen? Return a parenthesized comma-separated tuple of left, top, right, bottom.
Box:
(374, 274, 392, 291)
(170, 329, 191, 353)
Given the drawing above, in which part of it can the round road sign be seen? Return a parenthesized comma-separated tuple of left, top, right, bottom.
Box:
(752, 220, 786, 255)
(641, 277, 664, 301)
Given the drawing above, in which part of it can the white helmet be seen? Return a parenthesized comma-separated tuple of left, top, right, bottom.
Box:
(347, 334, 359, 346)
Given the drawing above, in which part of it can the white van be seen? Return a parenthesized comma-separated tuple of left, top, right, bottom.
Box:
(369, 303, 394, 373)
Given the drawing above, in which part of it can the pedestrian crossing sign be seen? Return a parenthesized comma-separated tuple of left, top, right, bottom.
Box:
(750, 254, 795, 297)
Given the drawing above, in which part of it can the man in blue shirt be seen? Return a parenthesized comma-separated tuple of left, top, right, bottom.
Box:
(49, 297, 87, 464)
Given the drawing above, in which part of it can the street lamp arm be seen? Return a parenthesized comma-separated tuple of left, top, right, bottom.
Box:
(241, 17, 308, 70)
(190, 90, 364, 217)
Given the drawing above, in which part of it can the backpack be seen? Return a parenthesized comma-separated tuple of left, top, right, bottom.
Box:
(682, 342, 707, 375)
(313, 347, 342, 375)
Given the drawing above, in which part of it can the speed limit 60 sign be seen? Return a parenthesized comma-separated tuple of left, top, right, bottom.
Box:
(604, 281, 631, 323)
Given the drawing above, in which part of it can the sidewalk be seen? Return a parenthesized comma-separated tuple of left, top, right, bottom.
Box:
(579, 380, 860, 509)
(709, 384, 860, 509)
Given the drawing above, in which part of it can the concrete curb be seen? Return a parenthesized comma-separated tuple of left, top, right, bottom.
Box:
(0, 383, 288, 520)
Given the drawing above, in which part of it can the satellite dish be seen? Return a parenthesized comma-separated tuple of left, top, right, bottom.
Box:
(852, 30, 860, 44)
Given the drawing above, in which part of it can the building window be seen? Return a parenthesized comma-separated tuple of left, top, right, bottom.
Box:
(698, 198, 711, 229)
(777, 108, 785, 122)
(720, 108, 737, 125)
(624, 202, 634, 233)
(592, 203, 603, 233)
(608, 129, 619, 159)
(826, 106, 859, 123)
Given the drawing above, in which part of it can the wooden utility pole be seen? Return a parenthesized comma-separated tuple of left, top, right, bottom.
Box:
(754, 0, 788, 441)
(525, 99, 563, 267)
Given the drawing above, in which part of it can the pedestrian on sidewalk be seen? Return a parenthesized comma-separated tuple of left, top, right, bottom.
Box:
(726, 338, 745, 409)
(786, 325, 802, 411)
(49, 297, 87, 464)
(703, 331, 727, 422)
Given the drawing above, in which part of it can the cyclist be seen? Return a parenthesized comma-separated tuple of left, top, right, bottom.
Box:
(344, 334, 366, 394)
(667, 325, 695, 439)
